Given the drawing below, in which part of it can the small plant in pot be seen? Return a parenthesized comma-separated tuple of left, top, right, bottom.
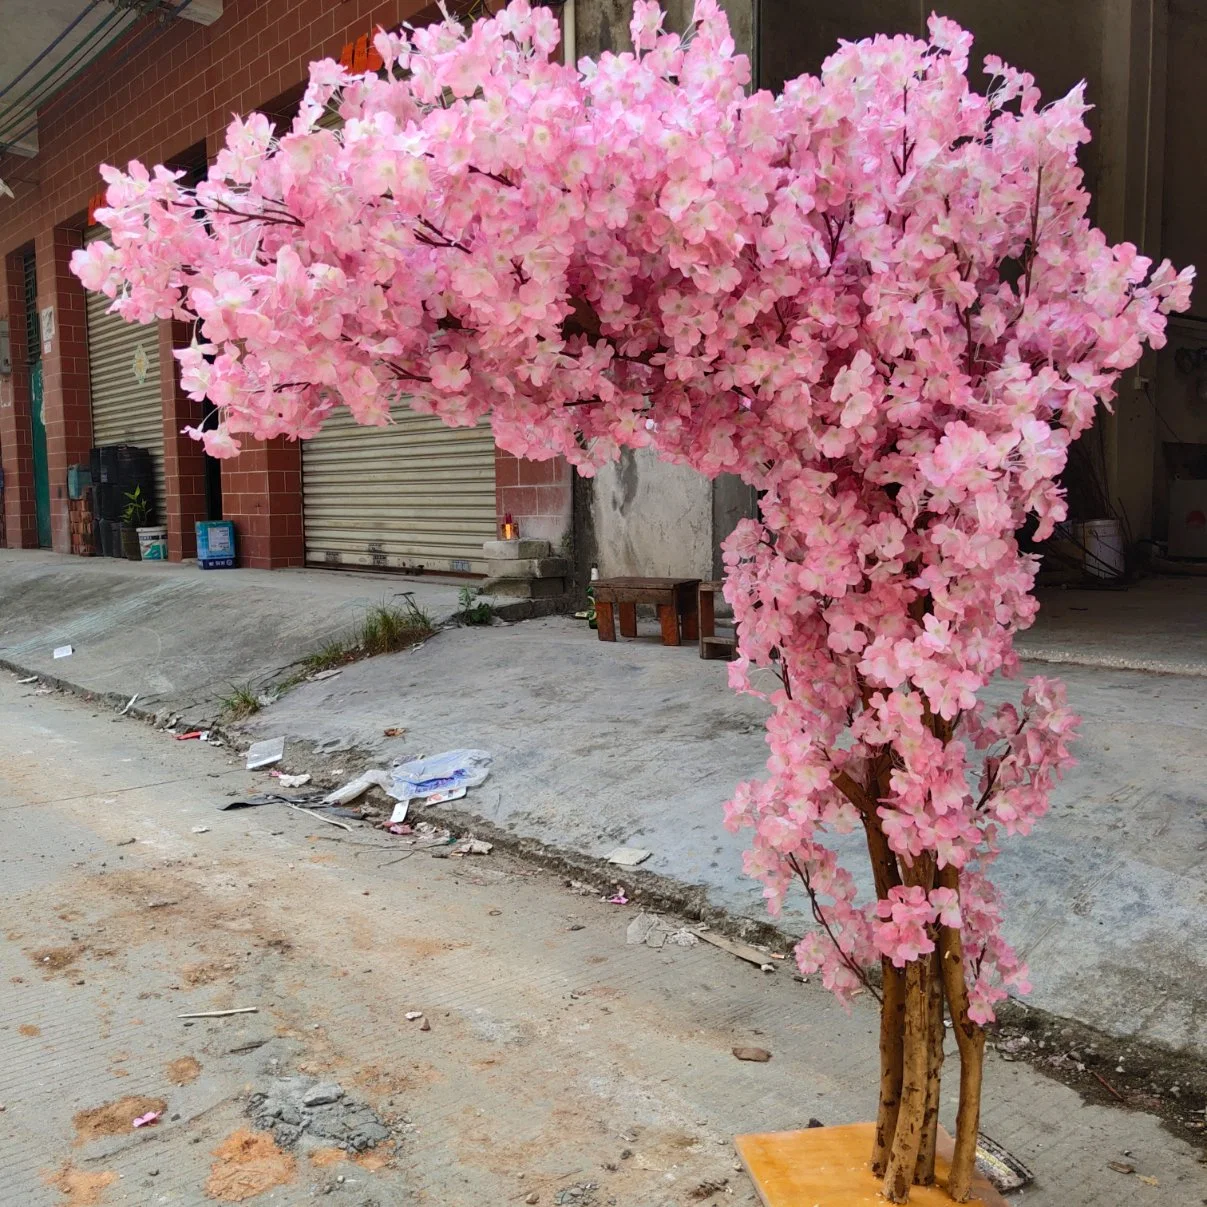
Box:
(120, 486, 152, 561)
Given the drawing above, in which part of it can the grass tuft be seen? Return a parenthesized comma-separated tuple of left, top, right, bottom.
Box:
(219, 682, 261, 720)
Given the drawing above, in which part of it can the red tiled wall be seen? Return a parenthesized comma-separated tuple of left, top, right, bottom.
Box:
(0, 0, 444, 566)
(160, 319, 210, 561)
(495, 449, 573, 548)
(0, 251, 38, 549)
(220, 437, 304, 568)
(36, 225, 93, 554)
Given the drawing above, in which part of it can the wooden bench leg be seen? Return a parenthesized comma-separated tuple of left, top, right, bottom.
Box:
(697, 586, 715, 656)
(680, 585, 700, 643)
(618, 601, 637, 638)
(596, 601, 616, 641)
(658, 603, 680, 646)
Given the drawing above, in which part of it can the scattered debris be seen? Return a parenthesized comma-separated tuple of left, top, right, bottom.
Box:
(606, 847, 652, 868)
(1092, 1069, 1127, 1103)
(119, 693, 139, 715)
(453, 838, 493, 856)
(176, 731, 205, 741)
(695, 929, 775, 971)
(388, 748, 492, 802)
(191, 825, 210, 834)
(282, 801, 353, 831)
(383, 726, 405, 737)
(219, 791, 324, 811)
(147, 898, 179, 909)
(74, 1096, 167, 1141)
(179, 1007, 258, 1019)
(246, 737, 285, 771)
(116, 837, 136, 847)
(689, 1178, 729, 1200)
(626, 913, 701, 950)
(273, 772, 312, 789)
(732, 1046, 772, 1063)
(525, 1194, 540, 1205)
(420, 1018, 431, 1032)
(229, 1039, 270, 1054)
(133, 1110, 161, 1128)
(206, 1128, 297, 1202)
(1108, 1161, 1136, 1175)
(256, 692, 279, 708)
(553, 1183, 598, 1205)
(974, 1133, 1033, 1192)
(668, 927, 699, 947)
(1138, 1175, 1160, 1187)
(605, 889, 629, 905)
(309, 668, 342, 682)
(247, 1076, 391, 1153)
(53, 644, 73, 659)
(324, 769, 392, 806)
(405, 1011, 424, 1021)
(16, 675, 37, 684)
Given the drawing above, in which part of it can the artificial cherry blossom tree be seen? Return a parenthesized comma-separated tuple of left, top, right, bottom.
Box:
(73, 2, 1192, 1199)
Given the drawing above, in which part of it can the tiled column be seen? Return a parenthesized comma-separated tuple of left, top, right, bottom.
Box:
(160, 318, 210, 561)
(220, 437, 304, 568)
(494, 449, 573, 549)
(35, 225, 93, 554)
(0, 251, 38, 549)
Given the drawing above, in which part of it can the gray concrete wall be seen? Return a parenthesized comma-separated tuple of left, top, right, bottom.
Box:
(589, 448, 715, 578)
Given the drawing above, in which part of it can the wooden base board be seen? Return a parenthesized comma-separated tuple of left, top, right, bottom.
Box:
(735, 1123, 1008, 1207)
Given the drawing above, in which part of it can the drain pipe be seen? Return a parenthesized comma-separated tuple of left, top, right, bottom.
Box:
(562, 0, 576, 68)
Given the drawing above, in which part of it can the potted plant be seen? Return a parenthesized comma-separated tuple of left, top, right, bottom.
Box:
(120, 486, 152, 561)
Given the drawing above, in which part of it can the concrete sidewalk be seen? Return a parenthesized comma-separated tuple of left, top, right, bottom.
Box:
(2, 549, 1205, 1065)
(0, 548, 533, 716)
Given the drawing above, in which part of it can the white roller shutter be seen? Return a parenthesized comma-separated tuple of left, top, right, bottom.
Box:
(85, 226, 166, 519)
(302, 407, 497, 575)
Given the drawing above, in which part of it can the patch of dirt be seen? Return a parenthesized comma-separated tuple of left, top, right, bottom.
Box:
(19, 1023, 40, 1036)
(993, 1004, 1207, 1151)
(205, 1128, 296, 1202)
(44, 1165, 118, 1205)
(308, 1147, 348, 1167)
(28, 944, 85, 974)
(72, 1096, 167, 1142)
(181, 961, 236, 987)
(354, 1148, 393, 1171)
(167, 1056, 202, 1085)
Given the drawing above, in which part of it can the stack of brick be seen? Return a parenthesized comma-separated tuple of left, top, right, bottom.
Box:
(68, 489, 95, 557)
(481, 538, 568, 599)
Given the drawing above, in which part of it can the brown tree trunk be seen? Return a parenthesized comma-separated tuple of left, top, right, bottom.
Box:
(937, 866, 986, 1203)
(861, 760, 906, 1180)
(915, 947, 945, 1185)
(873, 958, 906, 1176)
(882, 955, 929, 1202)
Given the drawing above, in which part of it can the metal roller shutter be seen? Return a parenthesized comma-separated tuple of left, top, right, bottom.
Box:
(84, 226, 166, 521)
(302, 407, 497, 575)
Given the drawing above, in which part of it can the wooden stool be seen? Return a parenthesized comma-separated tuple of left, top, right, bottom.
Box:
(594, 577, 700, 647)
(697, 580, 737, 660)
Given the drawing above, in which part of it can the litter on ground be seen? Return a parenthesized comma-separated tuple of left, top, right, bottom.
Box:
(246, 736, 285, 770)
(606, 847, 652, 868)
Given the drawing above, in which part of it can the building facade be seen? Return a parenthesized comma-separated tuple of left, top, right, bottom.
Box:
(1, 0, 1204, 582)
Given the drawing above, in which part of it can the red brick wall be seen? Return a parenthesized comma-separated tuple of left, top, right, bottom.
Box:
(0, 0, 557, 571)
(0, 0, 439, 566)
(36, 225, 93, 554)
(495, 449, 573, 549)
(220, 437, 305, 568)
(0, 251, 37, 549)
(160, 319, 210, 561)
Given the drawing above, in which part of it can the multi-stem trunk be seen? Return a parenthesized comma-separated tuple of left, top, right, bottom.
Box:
(937, 865, 986, 1202)
(882, 954, 930, 1202)
(916, 947, 945, 1185)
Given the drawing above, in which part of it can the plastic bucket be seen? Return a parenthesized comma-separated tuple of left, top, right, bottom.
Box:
(137, 526, 168, 560)
(1083, 518, 1124, 578)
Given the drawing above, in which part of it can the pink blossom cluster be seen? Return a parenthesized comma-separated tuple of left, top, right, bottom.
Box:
(73, 1, 1192, 1021)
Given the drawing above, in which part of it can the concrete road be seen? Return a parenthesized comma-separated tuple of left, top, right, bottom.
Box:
(1, 675, 1204, 1205)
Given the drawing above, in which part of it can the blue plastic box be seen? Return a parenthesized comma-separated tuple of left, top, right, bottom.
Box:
(196, 520, 237, 569)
